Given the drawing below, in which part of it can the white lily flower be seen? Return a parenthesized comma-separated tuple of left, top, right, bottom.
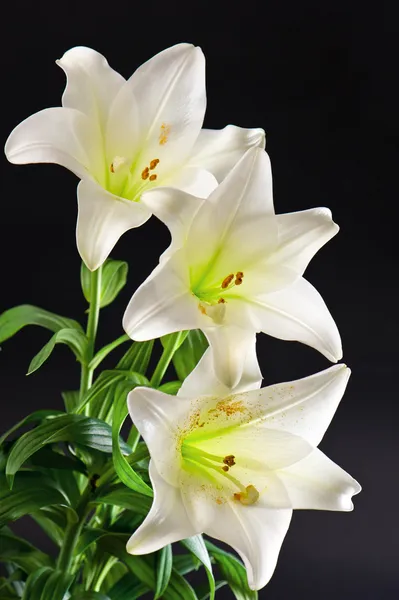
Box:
(126, 358, 361, 591)
(123, 147, 342, 387)
(5, 45, 264, 271)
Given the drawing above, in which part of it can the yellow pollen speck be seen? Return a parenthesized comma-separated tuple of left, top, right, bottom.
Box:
(216, 498, 223, 505)
(221, 274, 234, 289)
(159, 123, 171, 145)
(149, 174, 157, 182)
(198, 304, 207, 315)
(149, 158, 160, 170)
(234, 485, 259, 505)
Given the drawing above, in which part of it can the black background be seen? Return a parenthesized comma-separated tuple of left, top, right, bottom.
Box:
(1, 0, 398, 598)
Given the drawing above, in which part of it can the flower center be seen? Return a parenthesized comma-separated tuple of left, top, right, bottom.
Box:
(181, 443, 259, 505)
(108, 155, 161, 201)
(193, 271, 244, 324)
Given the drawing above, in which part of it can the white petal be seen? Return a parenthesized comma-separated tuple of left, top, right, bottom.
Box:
(188, 124, 266, 181)
(179, 337, 262, 398)
(257, 364, 351, 446)
(77, 178, 151, 271)
(278, 448, 361, 511)
(204, 327, 260, 389)
(106, 44, 205, 178)
(127, 386, 191, 486)
(140, 186, 204, 255)
(268, 207, 339, 276)
(5, 107, 100, 179)
(126, 461, 196, 554)
(165, 166, 218, 198)
(203, 499, 292, 591)
(123, 250, 200, 341)
(248, 277, 342, 362)
(186, 148, 277, 286)
(57, 46, 125, 131)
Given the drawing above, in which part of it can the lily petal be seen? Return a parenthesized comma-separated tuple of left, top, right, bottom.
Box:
(179, 336, 262, 398)
(268, 207, 339, 277)
(249, 277, 342, 362)
(127, 386, 191, 486)
(204, 327, 260, 389)
(278, 448, 361, 511)
(126, 461, 197, 554)
(165, 166, 218, 198)
(107, 44, 205, 179)
(5, 107, 100, 179)
(205, 500, 292, 591)
(57, 46, 125, 131)
(186, 148, 277, 285)
(77, 178, 151, 271)
(123, 250, 200, 340)
(258, 364, 351, 446)
(188, 124, 266, 181)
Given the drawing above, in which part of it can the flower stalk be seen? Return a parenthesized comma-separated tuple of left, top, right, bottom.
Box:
(80, 266, 102, 399)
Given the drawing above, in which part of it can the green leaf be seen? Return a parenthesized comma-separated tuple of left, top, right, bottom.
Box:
(111, 382, 153, 498)
(107, 574, 148, 600)
(61, 390, 80, 412)
(98, 487, 151, 515)
(173, 553, 201, 575)
(5, 414, 130, 487)
(0, 304, 83, 343)
(181, 535, 215, 600)
(0, 410, 64, 447)
(0, 530, 52, 573)
(172, 330, 208, 380)
(154, 544, 173, 599)
(81, 259, 128, 308)
(116, 340, 154, 374)
(166, 569, 198, 600)
(76, 370, 148, 414)
(21, 567, 73, 600)
(27, 328, 88, 375)
(29, 446, 87, 474)
(89, 335, 130, 371)
(158, 380, 182, 395)
(70, 593, 111, 600)
(0, 473, 70, 528)
(74, 527, 108, 556)
(205, 541, 258, 600)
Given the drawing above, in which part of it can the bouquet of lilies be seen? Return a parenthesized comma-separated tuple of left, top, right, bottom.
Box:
(0, 44, 361, 599)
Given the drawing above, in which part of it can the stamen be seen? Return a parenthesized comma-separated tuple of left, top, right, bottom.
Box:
(159, 123, 171, 145)
(234, 485, 259, 505)
(221, 274, 234, 289)
(223, 455, 236, 467)
(141, 167, 150, 180)
(149, 174, 157, 182)
(222, 466, 229, 472)
(149, 158, 160, 170)
(218, 298, 226, 304)
(235, 271, 244, 285)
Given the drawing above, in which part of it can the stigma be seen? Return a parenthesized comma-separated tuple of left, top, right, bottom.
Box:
(110, 156, 129, 173)
(234, 485, 260, 505)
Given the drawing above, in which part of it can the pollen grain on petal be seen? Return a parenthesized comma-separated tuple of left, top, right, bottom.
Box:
(159, 123, 171, 145)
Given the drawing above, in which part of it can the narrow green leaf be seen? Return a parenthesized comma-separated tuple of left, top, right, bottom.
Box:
(116, 340, 154, 374)
(0, 304, 83, 343)
(61, 390, 80, 412)
(0, 530, 53, 573)
(205, 541, 257, 600)
(89, 335, 130, 371)
(173, 553, 201, 575)
(107, 573, 149, 600)
(181, 535, 215, 600)
(27, 328, 88, 375)
(172, 330, 208, 380)
(5, 414, 129, 486)
(166, 569, 198, 600)
(154, 544, 173, 599)
(158, 380, 182, 395)
(98, 487, 151, 515)
(21, 567, 54, 600)
(111, 382, 153, 498)
(76, 370, 148, 414)
(74, 527, 108, 556)
(29, 447, 87, 474)
(70, 593, 111, 600)
(0, 409, 64, 447)
(198, 581, 228, 599)
(0, 473, 70, 528)
(81, 259, 128, 308)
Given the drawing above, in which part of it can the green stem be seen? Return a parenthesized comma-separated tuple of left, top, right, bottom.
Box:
(80, 266, 102, 399)
(56, 484, 93, 573)
(150, 331, 188, 388)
